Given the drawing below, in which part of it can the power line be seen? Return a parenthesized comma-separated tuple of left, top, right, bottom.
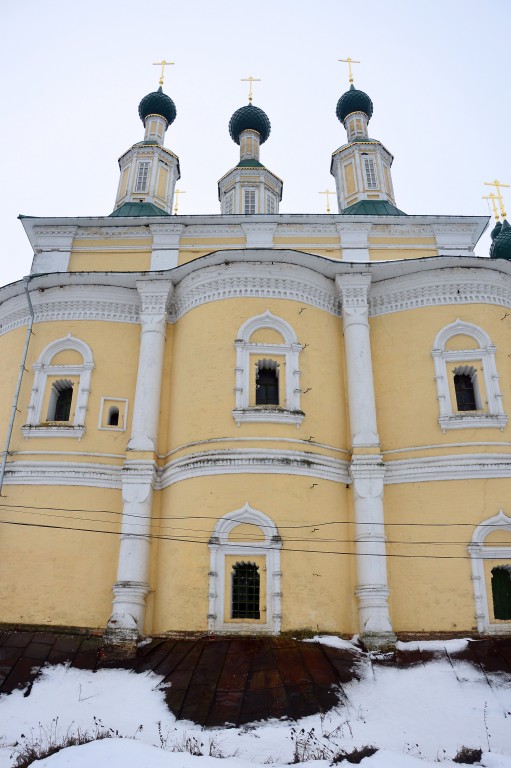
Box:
(0, 519, 506, 560)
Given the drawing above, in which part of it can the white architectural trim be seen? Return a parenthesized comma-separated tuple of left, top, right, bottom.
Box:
(171, 263, 339, 321)
(208, 504, 282, 634)
(98, 397, 129, 432)
(468, 511, 511, 634)
(233, 310, 304, 426)
(22, 334, 94, 438)
(158, 448, 350, 488)
(369, 269, 511, 317)
(0, 285, 140, 338)
(384, 453, 511, 484)
(3, 460, 122, 488)
(432, 319, 507, 432)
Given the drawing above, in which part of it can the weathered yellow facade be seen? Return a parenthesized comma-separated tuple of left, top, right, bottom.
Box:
(1, 77, 510, 649)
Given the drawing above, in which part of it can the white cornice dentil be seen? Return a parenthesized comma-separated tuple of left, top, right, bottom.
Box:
(369, 267, 511, 317)
(170, 262, 339, 321)
(0, 285, 140, 337)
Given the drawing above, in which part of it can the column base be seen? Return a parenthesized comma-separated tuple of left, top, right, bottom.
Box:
(103, 612, 139, 653)
(360, 631, 397, 652)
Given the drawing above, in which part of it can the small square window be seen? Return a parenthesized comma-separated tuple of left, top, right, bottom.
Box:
(98, 397, 128, 431)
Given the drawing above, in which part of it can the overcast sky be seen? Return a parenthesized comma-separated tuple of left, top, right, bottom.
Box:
(1, 0, 509, 286)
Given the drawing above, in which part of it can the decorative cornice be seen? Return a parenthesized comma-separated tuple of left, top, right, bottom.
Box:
(369, 268, 511, 317)
(73, 226, 152, 239)
(158, 449, 350, 488)
(171, 263, 339, 321)
(385, 453, 511, 484)
(0, 286, 140, 337)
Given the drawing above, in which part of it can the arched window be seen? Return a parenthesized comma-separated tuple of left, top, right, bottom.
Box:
(22, 334, 94, 439)
(233, 311, 304, 426)
(47, 380, 74, 421)
(108, 406, 120, 426)
(491, 567, 511, 620)
(208, 503, 282, 634)
(232, 562, 260, 619)
(432, 320, 507, 431)
(468, 511, 511, 633)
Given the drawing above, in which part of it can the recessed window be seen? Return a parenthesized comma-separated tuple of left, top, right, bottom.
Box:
(108, 406, 120, 426)
(231, 561, 260, 619)
(265, 192, 276, 214)
(244, 189, 256, 214)
(492, 567, 511, 620)
(47, 380, 73, 422)
(256, 360, 279, 405)
(135, 161, 150, 193)
(454, 368, 478, 411)
(224, 190, 234, 215)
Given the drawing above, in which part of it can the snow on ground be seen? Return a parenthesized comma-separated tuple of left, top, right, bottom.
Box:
(395, 639, 470, 653)
(0, 640, 510, 768)
(302, 635, 363, 652)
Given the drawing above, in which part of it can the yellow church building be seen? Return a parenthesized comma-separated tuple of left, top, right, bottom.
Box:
(0, 69, 510, 650)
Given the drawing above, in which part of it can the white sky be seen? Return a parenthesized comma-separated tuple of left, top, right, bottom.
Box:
(1, 0, 510, 286)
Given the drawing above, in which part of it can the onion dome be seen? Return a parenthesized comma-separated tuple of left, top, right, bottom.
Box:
(138, 86, 176, 127)
(490, 219, 511, 260)
(229, 104, 271, 145)
(336, 84, 373, 123)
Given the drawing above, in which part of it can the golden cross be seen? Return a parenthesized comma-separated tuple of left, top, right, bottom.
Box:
(484, 179, 510, 219)
(153, 59, 174, 87)
(319, 189, 335, 214)
(173, 189, 186, 215)
(482, 193, 500, 221)
(338, 57, 360, 85)
(241, 75, 261, 103)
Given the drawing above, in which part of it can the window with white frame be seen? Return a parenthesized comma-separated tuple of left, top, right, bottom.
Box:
(432, 320, 507, 431)
(135, 161, 150, 193)
(265, 192, 277, 214)
(233, 310, 304, 426)
(363, 156, 378, 189)
(224, 190, 234, 215)
(468, 511, 511, 633)
(22, 334, 94, 439)
(244, 189, 257, 214)
(208, 504, 282, 634)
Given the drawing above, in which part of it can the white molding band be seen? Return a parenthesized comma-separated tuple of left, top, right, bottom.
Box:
(3, 460, 123, 488)
(385, 453, 511, 484)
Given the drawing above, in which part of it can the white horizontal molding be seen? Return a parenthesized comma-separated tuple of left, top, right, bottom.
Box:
(158, 449, 350, 488)
(438, 414, 508, 432)
(0, 285, 140, 337)
(171, 262, 339, 321)
(385, 453, 511, 484)
(233, 408, 305, 427)
(4, 460, 122, 488)
(21, 425, 85, 440)
(369, 268, 511, 317)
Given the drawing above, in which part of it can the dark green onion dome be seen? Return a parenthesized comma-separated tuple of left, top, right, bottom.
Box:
(336, 84, 373, 123)
(229, 104, 271, 145)
(490, 219, 511, 259)
(138, 86, 176, 127)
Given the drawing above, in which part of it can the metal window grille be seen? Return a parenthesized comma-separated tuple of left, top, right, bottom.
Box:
(244, 189, 256, 214)
(135, 162, 150, 193)
(231, 561, 260, 619)
(454, 373, 477, 411)
(363, 157, 378, 189)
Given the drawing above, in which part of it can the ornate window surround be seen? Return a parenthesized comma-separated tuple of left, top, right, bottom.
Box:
(208, 503, 282, 635)
(432, 319, 507, 432)
(233, 310, 304, 426)
(468, 510, 511, 634)
(22, 334, 94, 439)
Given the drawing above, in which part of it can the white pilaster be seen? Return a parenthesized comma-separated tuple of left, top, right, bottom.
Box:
(106, 279, 172, 645)
(336, 273, 395, 648)
(149, 223, 185, 270)
(128, 280, 173, 452)
(241, 223, 277, 248)
(336, 223, 372, 262)
(30, 227, 76, 274)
